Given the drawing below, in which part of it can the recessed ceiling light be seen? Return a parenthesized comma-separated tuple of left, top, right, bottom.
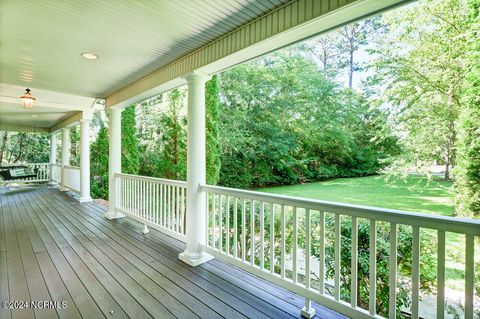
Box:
(81, 52, 98, 60)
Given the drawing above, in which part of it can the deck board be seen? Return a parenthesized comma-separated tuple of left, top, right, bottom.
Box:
(9, 194, 57, 319)
(0, 185, 347, 319)
(3, 194, 34, 319)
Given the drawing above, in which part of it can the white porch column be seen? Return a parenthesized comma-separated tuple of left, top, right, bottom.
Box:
(79, 119, 92, 202)
(49, 132, 57, 185)
(105, 107, 125, 219)
(60, 127, 70, 191)
(179, 71, 213, 266)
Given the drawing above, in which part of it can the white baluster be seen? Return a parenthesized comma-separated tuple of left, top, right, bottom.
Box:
(334, 213, 341, 301)
(281, 204, 286, 278)
(319, 211, 325, 294)
(369, 220, 377, 316)
(412, 226, 420, 319)
(388, 222, 397, 319)
(260, 202, 265, 269)
(301, 208, 316, 318)
(465, 234, 474, 319)
(351, 216, 358, 308)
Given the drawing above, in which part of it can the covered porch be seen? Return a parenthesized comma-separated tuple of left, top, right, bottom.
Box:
(0, 185, 343, 319)
(1, 0, 479, 318)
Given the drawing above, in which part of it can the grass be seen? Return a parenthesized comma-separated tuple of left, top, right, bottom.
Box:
(257, 174, 455, 216)
(257, 175, 477, 291)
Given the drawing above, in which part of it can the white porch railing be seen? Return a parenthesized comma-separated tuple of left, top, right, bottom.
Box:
(109, 174, 479, 319)
(115, 173, 187, 242)
(62, 165, 80, 193)
(0, 163, 50, 183)
(200, 184, 480, 319)
(52, 163, 61, 183)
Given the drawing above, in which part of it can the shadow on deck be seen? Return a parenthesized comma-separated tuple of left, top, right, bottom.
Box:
(0, 185, 346, 319)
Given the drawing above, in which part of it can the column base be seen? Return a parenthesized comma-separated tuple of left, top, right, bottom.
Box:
(104, 211, 125, 220)
(179, 251, 214, 267)
(301, 307, 316, 318)
(59, 187, 69, 192)
(79, 196, 93, 203)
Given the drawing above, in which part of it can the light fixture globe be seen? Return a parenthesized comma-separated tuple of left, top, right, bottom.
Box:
(20, 88, 36, 109)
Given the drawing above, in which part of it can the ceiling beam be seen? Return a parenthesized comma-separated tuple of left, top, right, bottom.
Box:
(0, 123, 51, 133)
(50, 110, 92, 132)
(106, 0, 411, 109)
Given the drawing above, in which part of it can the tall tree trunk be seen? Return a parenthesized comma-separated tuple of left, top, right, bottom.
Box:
(13, 133, 26, 163)
(0, 131, 8, 164)
(348, 47, 354, 88)
(445, 152, 450, 181)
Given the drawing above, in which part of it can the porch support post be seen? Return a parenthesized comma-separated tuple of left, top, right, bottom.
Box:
(60, 127, 70, 191)
(49, 132, 57, 185)
(179, 71, 213, 266)
(79, 118, 92, 202)
(105, 107, 125, 219)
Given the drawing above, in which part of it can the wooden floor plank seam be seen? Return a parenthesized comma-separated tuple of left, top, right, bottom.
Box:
(34, 189, 258, 317)
(17, 189, 155, 319)
(36, 189, 293, 319)
(38, 193, 229, 319)
(1, 186, 348, 319)
(46, 191, 289, 319)
(9, 192, 59, 319)
(33, 192, 197, 319)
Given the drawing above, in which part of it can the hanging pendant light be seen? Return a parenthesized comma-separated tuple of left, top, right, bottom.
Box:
(20, 88, 36, 109)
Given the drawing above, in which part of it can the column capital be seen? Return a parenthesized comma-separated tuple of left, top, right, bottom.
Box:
(109, 106, 123, 116)
(79, 118, 91, 124)
(183, 71, 211, 83)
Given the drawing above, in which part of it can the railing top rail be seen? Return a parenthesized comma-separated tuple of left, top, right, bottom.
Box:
(63, 165, 80, 170)
(115, 173, 187, 187)
(201, 184, 480, 236)
(0, 162, 50, 166)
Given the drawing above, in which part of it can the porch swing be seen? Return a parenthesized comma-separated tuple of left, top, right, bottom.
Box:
(0, 165, 38, 181)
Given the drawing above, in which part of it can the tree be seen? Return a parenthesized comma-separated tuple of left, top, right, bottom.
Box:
(369, 0, 470, 180)
(205, 75, 221, 185)
(157, 89, 187, 180)
(218, 52, 396, 188)
(90, 112, 109, 199)
(136, 94, 164, 177)
(70, 126, 80, 166)
(0, 131, 49, 164)
(0, 132, 8, 163)
(301, 34, 341, 78)
(121, 105, 140, 175)
(454, 0, 480, 218)
(336, 18, 383, 88)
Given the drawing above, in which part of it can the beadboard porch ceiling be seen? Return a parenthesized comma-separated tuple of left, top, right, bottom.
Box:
(0, 0, 410, 131)
(0, 0, 290, 98)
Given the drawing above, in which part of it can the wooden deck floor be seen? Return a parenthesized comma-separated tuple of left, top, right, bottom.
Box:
(0, 185, 346, 319)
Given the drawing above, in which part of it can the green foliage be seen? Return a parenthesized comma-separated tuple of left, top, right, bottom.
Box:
(206, 75, 221, 185)
(90, 106, 141, 199)
(70, 126, 80, 166)
(157, 89, 187, 180)
(454, 0, 480, 218)
(121, 105, 140, 175)
(90, 112, 109, 199)
(218, 53, 398, 188)
(369, 0, 470, 180)
(0, 131, 49, 164)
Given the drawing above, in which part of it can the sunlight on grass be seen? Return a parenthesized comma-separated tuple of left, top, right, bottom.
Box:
(257, 175, 455, 216)
(257, 175, 479, 293)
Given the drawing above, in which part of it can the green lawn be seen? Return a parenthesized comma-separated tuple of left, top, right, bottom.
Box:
(257, 175, 455, 216)
(258, 175, 474, 290)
